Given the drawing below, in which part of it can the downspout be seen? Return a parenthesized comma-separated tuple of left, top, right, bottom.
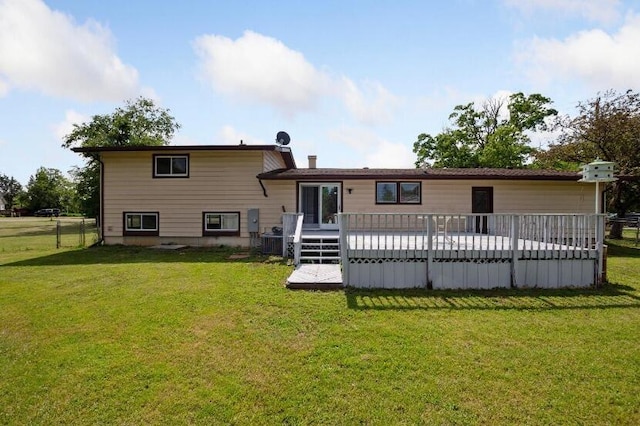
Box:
(257, 177, 268, 197)
(98, 156, 105, 244)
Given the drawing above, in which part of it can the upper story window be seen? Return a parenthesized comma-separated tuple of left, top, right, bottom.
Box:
(153, 154, 189, 178)
(376, 181, 421, 205)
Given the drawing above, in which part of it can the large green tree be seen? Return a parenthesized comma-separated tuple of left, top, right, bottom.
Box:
(24, 167, 75, 212)
(63, 97, 181, 217)
(413, 93, 557, 168)
(0, 174, 23, 210)
(535, 89, 640, 219)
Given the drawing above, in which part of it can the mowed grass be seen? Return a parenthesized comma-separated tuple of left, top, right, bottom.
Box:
(0, 217, 98, 253)
(0, 233, 639, 424)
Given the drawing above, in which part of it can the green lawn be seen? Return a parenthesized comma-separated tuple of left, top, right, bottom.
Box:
(0, 233, 638, 424)
(0, 217, 98, 252)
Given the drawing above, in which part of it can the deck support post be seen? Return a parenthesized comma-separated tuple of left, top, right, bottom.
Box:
(338, 213, 349, 286)
(596, 214, 604, 286)
(510, 215, 519, 288)
(426, 214, 433, 289)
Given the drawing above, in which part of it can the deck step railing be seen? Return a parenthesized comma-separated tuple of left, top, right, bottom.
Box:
(282, 213, 304, 259)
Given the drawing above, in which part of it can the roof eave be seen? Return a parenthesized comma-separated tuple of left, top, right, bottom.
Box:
(257, 171, 582, 181)
(71, 144, 284, 153)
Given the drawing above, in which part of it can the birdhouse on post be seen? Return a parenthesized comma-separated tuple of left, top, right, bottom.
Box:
(579, 159, 616, 183)
(578, 159, 617, 214)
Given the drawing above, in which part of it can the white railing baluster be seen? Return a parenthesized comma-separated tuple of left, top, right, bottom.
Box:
(333, 212, 599, 289)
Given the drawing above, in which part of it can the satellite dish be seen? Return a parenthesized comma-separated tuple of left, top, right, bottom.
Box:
(276, 131, 291, 146)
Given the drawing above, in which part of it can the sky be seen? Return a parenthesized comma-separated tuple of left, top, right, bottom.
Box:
(1, 0, 639, 186)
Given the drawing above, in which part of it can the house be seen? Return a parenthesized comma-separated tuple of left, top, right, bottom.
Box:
(73, 144, 597, 247)
(74, 143, 606, 289)
(0, 193, 5, 211)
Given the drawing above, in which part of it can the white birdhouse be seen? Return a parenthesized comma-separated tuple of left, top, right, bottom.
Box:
(580, 159, 616, 182)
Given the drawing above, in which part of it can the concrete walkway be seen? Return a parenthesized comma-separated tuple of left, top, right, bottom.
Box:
(286, 264, 343, 289)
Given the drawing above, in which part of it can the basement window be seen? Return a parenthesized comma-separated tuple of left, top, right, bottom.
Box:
(203, 212, 240, 236)
(123, 212, 159, 236)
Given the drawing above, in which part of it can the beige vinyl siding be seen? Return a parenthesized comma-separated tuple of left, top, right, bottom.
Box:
(484, 180, 594, 213)
(341, 179, 595, 214)
(102, 151, 294, 245)
(261, 180, 296, 229)
(262, 150, 286, 172)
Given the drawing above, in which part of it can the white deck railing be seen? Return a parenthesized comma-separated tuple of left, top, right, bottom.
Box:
(282, 212, 304, 262)
(338, 213, 606, 288)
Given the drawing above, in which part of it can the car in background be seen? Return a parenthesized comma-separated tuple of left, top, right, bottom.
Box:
(625, 213, 640, 227)
(34, 208, 60, 217)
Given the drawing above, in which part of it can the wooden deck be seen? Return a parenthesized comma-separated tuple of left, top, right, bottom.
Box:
(283, 213, 605, 289)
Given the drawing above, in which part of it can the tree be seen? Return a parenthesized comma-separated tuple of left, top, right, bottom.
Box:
(63, 97, 181, 217)
(69, 164, 99, 219)
(413, 93, 557, 168)
(535, 90, 640, 224)
(0, 174, 23, 210)
(24, 167, 74, 212)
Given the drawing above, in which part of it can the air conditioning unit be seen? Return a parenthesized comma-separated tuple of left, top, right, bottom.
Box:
(261, 233, 283, 255)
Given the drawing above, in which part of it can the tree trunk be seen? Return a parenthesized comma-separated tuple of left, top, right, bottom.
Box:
(609, 221, 624, 239)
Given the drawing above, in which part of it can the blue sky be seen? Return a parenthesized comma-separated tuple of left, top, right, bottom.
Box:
(1, 0, 639, 185)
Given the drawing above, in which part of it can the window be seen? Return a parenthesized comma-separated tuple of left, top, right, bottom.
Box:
(123, 212, 159, 236)
(203, 212, 240, 236)
(400, 182, 421, 204)
(376, 181, 421, 204)
(153, 154, 189, 178)
(376, 182, 397, 203)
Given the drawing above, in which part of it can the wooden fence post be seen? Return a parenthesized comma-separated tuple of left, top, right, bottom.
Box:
(56, 220, 61, 249)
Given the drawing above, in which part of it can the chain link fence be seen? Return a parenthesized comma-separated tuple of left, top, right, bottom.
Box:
(0, 218, 99, 252)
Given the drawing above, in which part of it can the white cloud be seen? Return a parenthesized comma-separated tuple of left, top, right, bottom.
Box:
(193, 30, 398, 125)
(364, 140, 416, 168)
(217, 125, 267, 145)
(0, 0, 139, 101)
(193, 31, 329, 115)
(328, 127, 415, 168)
(504, 0, 622, 24)
(340, 78, 400, 126)
(52, 110, 90, 141)
(0, 77, 8, 97)
(516, 13, 640, 89)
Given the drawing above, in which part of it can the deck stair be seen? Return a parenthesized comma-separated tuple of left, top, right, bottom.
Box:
(299, 232, 340, 264)
(286, 264, 343, 289)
